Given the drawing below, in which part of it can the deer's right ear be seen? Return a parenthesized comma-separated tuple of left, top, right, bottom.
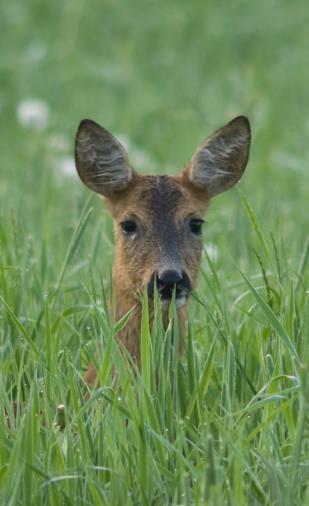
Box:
(75, 119, 134, 197)
(183, 116, 251, 198)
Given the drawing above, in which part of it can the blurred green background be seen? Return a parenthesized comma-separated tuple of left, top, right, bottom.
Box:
(0, 0, 308, 307)
(1, 2, 308, 503)
(1, 0, 308, 247)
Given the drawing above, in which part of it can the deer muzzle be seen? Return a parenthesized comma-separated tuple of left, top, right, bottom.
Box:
(147, 269, 192, 308)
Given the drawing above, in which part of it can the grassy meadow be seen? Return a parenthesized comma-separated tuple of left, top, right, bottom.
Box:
(0, 0, 308, 504)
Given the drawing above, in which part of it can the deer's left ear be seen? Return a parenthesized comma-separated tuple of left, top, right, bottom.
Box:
(184, 116, 251, 198)
(75, 119, 135, 198)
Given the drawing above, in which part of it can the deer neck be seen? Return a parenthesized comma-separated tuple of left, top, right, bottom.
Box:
(113, 279, 188, 361)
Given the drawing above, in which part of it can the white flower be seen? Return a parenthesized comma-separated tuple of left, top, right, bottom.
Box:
(25, 43, 46, 64)
(116, 133, 156, 172)
(205, 243, 219, 262)
(116, 133, 130, 151)
(48, 134, 69, 151)
(58, 157, 77, 177)
(130, 146, 155, 171)
(17, 98, 49, 130)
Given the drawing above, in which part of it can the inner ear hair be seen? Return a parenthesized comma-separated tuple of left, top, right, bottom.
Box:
(75, 119, 134, 197)
(187, 116, 251, 198)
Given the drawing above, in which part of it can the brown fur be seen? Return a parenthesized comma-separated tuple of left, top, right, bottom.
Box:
(107, 175, 208, 358)
(74, 115, 251, 370)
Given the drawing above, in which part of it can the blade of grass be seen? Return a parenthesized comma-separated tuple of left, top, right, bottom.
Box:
(0, 296, 40, 358)
(239, 189, 270, 259)
(140, 289, 151, 392)
(51, 195, 94, 304)
(239, 270, 300, 364)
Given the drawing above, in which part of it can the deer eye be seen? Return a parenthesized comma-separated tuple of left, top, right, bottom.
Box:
(120, 220, 137, 234)
(189, 218, 204, 235)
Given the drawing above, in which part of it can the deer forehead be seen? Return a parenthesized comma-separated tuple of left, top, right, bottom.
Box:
(108, 175, 208, 223)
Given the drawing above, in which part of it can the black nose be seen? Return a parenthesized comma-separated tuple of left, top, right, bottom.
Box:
(147, 270, 192, 300)
(158, 270, 183, 286)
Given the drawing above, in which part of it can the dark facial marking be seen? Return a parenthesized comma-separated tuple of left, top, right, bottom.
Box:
(137, 176, 186, 265)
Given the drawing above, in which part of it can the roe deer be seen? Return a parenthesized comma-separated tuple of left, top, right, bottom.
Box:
(75, 116, 251, 365)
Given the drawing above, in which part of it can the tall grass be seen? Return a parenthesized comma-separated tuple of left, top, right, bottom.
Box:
(0, 0, 308, 503)
(0, 196, 308, 504)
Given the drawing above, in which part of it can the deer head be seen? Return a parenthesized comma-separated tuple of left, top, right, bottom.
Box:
(75, 116, 250, 357)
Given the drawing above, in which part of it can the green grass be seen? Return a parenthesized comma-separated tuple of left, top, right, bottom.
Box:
(0, 0, 308, 504)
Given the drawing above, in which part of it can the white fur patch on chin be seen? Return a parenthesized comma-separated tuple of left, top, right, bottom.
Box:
(160, 296, 187, 310)
(176, 296, 187, 309)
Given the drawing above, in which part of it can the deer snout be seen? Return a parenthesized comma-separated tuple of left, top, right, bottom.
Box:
(147, 269, 192, 308)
